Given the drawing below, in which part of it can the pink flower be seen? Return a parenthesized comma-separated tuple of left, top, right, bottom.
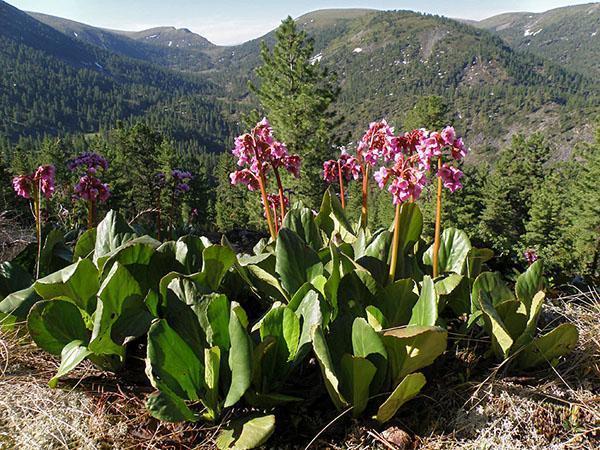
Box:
(358, 120, 398, 165)
(524, 248, 539, 265)
(12, 175, 33, 199)
(323, 149, 361, 183)
(441, 126, 456, 146)
(451, 137, 468, 160)
(34, 165, 55, 199)
(73, 175, 110, 202)
(230, 169, 259, 191)
(283, 155, 301, 178)
(374, 153, 428, 204)
(438, 163, 463, 192)
(322, 159, 338, 183)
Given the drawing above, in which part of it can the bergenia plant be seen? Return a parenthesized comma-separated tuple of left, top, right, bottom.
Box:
(322, 147, 361, 209)
(12, 164, 56, 278)
(68, 152, 110, 229)
(356, 120, 397, 227)
(416, 126, 467, 277)
(230, 118, 301, 239)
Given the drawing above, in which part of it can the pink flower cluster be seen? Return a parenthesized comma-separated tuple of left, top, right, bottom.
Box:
(367, 123, 468, 205)
(230, 118, 301, 190)
(12, 165, 56, 200)
(73, 175, 110, 202)
(263, 193, 289, 217)
(322, 148, 361, 183)
(357, 120, 398, 165)
(524, 248, 539, 265)
(69, 152, 111, 204)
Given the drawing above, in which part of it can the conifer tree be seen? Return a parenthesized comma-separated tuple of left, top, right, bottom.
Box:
(250, 16, 339, 208)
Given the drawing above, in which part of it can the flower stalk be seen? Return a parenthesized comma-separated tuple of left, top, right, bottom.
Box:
(432, 157, 443, 278)
(273, 166, 287, 219)
(34, 180, 42, 279)
(337, 160, 346, 209)
(388, 202, 402, 284)
(361, 164, 369, 226)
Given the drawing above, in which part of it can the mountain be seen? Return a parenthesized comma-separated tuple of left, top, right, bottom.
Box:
(28, 12, 215, 72)
(2, 2, 599, 157)
(472, 3, 600, 76)
(216, 9, 599, 153)
(0, 0, 233, 150)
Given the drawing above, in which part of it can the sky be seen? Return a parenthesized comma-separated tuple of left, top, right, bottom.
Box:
(5, 0, 590, 45)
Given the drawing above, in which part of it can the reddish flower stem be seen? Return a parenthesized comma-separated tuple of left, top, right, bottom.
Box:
(34, 181, 42, 280)
(272, 204, 279, 234)
(258, 171, 276, 240)
(337, 160, 346, 209)
(361, 164, 369, 227)
(433, 157, 443, 278)
(273, 166, 287, 220)
(388, 202, 402, 284)
(87, 199, 96, 230)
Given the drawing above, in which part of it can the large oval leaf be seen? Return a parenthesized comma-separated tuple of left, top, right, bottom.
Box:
(282, 207, 323, 250)
(275, 229, 323, 296)
(27, 300, 88, 355)
(423, 228, 472, 275)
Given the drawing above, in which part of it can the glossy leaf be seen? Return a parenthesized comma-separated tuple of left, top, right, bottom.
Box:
(515, 260, 545, 312)
(282, 206, 323, 250)
(48, 340, 92, 388)
(216, 414, 276, 450)
(515, 323, 579, 370)
(423, 228, 472, 274)
(224, 303, 252, 407)
(340, 354, 377, 417)
(275, 228, 323, 295)
(27, 299, 88, 355)
(409, 276, 438, 326)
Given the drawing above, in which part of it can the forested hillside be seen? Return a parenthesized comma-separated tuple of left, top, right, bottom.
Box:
(0, 0, 234, 151)
(6, 3, 598, 158)
(473, 3, 600, 77)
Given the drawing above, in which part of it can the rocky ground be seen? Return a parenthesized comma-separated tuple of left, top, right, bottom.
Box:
(0, 287, 598, 450)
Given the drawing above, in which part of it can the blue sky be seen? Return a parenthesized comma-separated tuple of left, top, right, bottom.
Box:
(6, 0, 589, 44)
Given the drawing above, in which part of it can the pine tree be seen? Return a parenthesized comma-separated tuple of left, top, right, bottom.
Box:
(250, 16, 339, 208)
(403, 95, 449, 130)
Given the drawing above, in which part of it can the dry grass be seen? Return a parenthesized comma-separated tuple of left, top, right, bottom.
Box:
(0, 287, 598, 449)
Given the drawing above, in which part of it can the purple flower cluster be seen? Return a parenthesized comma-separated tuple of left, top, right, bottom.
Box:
(357, 120, 398, 166)
(230, 118, 302, 191)
(524, 248, 539, 265)
(67, 152, 108, 174)
(171, 169, 193, 195)
(12, 165, 56, 200)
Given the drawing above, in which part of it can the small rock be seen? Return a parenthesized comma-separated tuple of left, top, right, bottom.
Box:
(381, 426, 412, 449)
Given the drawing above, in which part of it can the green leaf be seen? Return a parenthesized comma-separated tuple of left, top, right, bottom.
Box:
(34, 258, 99, 314)
(389, 203, 423, 280)
(0, 286, 40, 320)
(513, 291, 546, 350)
(93, 210, 137, 263)
(39, 229, 72, 276)
(423, 228, 472, 274)
(243, 264, 289, 303)
(48, 340, 92, 388)
(98, 236, 161, 275)
(0, 261, 33, 298)
(89, 262, 145, 357)
(382, 326, 447, 382)
(377, 279, 418, 327)
(259, 306, 300, 381)
(478, 291, 514, 359)
(203, 346, 221, 421)
(146, 319, 204, 401)
(471, 272, 514, 315)
(27, 300, 88, 355)
(73, 228, 97, 261)
(352, 318, 387, 360)
(224, 303, 252, 407)
(146, 389, 198, 422)
(466, 248, 494, 279)
(435, 274, 463, 296)
(315, 187, 355, 242)
(515, 323, 578, 370)
(282, 206, 323, 250)
(174, 235, 207, 274)
(311, 325, 347, 409)
(293, 288, 326, 355)
(340, 354, 377, 417)
(216, 414, 276, 450)
(515, 260, 545, 312)
(275, 228, 323, 295)
(375, 372, 426, 423)
(200, 245, 237, 291)
(409, 276, 438, 326)
(365, 305, 385, 331)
